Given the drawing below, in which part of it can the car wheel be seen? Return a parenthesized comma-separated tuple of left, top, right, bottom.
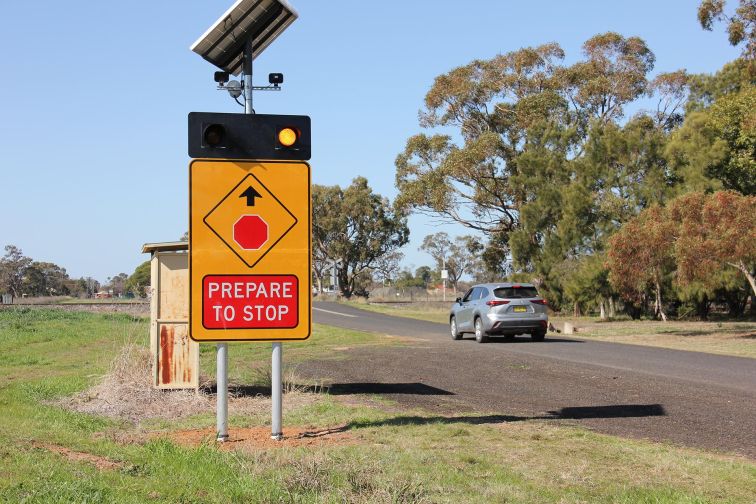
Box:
(450, 316, 462, 340)
(474, 317, 488, 343)
(504, 334, 515, 341)
(531, 331, 546, 342)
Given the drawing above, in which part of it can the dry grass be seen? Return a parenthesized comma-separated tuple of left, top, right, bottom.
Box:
(61, 343, 322, 423)
(63, 343, 208, 422)
(551, 318, 756, 358)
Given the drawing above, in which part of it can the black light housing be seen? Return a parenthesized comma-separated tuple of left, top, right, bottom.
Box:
(189, 112, 311, 160)
(268, 73, 284, 86)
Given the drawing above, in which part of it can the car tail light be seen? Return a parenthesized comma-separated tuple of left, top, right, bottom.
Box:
(486, 300, 510, 307)
(530, 299, 548, 305)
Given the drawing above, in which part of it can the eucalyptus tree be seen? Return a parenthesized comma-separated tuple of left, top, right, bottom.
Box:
(395, 33, 682, 302)
(312, 177, 409, 298)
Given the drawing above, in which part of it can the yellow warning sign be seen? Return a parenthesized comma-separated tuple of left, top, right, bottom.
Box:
(189, 160, 311, 342)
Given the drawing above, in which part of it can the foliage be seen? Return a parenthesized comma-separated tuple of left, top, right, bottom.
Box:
(419, 232, 478, 289)
(669, 191, 756, 295)
(312, 177, 409, 297)
(104, 273, 128, 297)
(553, 253, 612, 316)
(125, 261, 151, 297)
(0, 245, 32, 297)
(698, 0, 756, 65)
(394, 9, 755, 315)
(607, 206, 676, 321)
(686, 58, 753, 112)
(22, 261, 70, 296)
(608, 191, 756, 319)
(668, 84, 756, 194)
(395, 267, 433, 289)
(394, 32, 692, 305)
(372, 250, 404, 285)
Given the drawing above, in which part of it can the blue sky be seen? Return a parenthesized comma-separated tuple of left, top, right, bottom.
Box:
(0, 0, 740, 282)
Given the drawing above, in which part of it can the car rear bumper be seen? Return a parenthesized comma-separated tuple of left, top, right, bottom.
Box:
(484, 314, 548, 334)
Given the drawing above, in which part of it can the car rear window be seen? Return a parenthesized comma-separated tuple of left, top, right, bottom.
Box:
(494, 286, 538, 299)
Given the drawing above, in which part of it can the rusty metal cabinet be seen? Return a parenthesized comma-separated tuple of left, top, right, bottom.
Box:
(143, 242, 199, 389)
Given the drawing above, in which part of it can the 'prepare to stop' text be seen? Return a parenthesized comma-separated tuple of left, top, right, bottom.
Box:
(202, 275, 298, 329)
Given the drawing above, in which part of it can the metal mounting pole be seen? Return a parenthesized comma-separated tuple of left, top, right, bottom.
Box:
(240, 36, 282, 440)
(271, 342, 283, 439)
(216, 343, 228, 441)
(243, 38, 254, 114)
(442, 257, 446, 303)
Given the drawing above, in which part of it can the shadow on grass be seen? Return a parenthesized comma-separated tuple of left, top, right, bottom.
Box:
(326, 382, 454, 395)
(346, 404, 666, 429)
(207, 382, 456, 397)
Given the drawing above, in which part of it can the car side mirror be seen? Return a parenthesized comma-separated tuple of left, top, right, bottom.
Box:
(455, 297, 462, 304)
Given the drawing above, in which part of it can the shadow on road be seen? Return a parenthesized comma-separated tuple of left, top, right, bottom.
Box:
(325, 382, 454, 395)
(551, 404, 666, 419)
(345, 404, 666, 429)
(471, 337, 584, 344)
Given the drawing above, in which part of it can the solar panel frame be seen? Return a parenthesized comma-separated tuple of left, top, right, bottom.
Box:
(190, 0, 298, 75)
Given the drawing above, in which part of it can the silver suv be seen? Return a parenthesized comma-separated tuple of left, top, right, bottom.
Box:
(449, 283, 548, 343)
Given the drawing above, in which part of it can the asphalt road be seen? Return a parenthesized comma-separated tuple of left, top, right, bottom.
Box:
(308, 302, 756, 458)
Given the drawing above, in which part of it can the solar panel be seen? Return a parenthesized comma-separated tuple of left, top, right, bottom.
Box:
(190, 0, 298, 75)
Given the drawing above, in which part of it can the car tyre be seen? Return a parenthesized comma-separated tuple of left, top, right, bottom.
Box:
(450, 316, 462, 340)
(531, 331, 546, 342)
(474, 317, 488, 343)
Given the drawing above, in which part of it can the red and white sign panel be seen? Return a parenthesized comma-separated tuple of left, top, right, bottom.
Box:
(203, 275, 298, 329)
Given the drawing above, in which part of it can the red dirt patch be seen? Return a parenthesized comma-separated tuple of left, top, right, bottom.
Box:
(32, 442, 123, 471)
(160, 425, 353, 450)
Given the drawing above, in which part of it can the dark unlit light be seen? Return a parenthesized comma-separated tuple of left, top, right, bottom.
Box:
(203, 124, 226, 147)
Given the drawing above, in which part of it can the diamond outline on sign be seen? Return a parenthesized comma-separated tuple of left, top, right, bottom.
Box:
(203, 173, 298, 269)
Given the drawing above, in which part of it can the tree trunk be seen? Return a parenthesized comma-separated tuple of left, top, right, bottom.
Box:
(316, 276, 323, 295)
(696, 295, 710, 321)
(654, 276, 667, 322)
(599, 298, 606, 320)
(609, 297, 616, 317)
(573, 302, 582, 318)
(729, 261, 756, 297)
(337, 267, 351, 298)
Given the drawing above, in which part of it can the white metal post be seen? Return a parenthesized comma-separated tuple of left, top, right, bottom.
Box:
(216, 342, 228, 441)
(442, 257, 446, 302)
(271, 342, 283, 439)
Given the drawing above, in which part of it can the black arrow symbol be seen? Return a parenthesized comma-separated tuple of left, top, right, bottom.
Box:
(240, 186, 262, 206)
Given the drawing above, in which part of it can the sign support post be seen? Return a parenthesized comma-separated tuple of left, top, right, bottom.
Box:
(190, 0, 308, 445)
(216, 342, 228, 441)
(272, 341, 283, 438)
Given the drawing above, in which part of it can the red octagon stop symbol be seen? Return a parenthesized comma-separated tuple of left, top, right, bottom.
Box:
(233, 215, 269, 250)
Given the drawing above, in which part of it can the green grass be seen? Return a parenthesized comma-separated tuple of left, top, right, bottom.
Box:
(199, 323, 397, 385)
(0, 308, 754, 503)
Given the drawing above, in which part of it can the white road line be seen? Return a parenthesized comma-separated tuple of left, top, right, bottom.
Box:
(313, 307, 358, 318)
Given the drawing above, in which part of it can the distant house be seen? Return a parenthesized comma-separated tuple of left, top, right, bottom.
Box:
(94, 291, 112, 299)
